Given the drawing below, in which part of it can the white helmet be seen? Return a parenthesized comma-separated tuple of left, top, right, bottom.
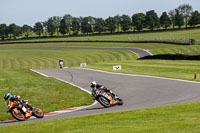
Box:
(90, 81, 97, 88)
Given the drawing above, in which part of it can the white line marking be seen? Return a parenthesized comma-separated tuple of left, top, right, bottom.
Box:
(31, 69, 98, 116)
(76, 68, 200, 84)
(135, 47, 153, 56)
(128, 50, 139, 58)
(31, 69, 49, 77)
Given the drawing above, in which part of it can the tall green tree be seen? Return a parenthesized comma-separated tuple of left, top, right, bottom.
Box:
(33, 22, 43, 37)
(188, 10, 200, 26)
(94, 18, 105, 34)
(178, 4, 193, 28)
(72, 17, 80, 35)
(0, 24, 8, 40)
(8, 23, 22, 39)
(59, 19, 67, 36)
(132, 13, 145, 31)
(120, 15, 132, 32)
(175, 9, 184, 29)
(168, 10, 176, 29)
(22, 24, 32, 38)
(52, 16, 62, 35)
(105, 17, 116, 33)
(63, 14, 73, 35)
(145, 10, 160, 31)
(81, 17, 92, 35)
(88, 16, 96, 33)
(160, 12, 171, 29)
(42, 21, 47, 36)
(47, 18, 56, 36)
(114, 15, 121, 32)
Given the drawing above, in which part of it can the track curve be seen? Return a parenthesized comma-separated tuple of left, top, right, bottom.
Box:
(2, 68, 200, 126)
(32, 68, 200, 118)
(1, 47, 199, 126)
(0, 46, 152, 58)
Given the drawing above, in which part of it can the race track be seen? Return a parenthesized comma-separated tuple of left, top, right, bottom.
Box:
(35, 68, 200, 114)
(1, 47, 200, 126)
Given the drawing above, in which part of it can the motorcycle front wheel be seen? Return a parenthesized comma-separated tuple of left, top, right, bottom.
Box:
(116, 98, 123, 105)
(98, 96, 111, 108)
(32, 107, 44, 118)
(11, 108, 25, 121)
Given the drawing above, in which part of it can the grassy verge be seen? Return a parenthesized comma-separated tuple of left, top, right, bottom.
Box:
(150, 45, 200, 55)
(0, 69, 93, 121)
(88, 59, 200, 82)
(1, 102, 200, 133)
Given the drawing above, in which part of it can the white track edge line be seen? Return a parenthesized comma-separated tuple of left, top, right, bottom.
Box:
(30, 69, 98, 115)
(76, 68, 200, 84)
(31, 69, 49, 77)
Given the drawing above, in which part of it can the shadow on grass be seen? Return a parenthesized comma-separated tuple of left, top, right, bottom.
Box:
(138, 54, 200, 60)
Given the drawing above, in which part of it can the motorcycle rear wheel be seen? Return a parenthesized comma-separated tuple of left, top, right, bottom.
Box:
(11, 108, 25, 121)
(32, 107, 44, 118)
(98, 96, 111, 108)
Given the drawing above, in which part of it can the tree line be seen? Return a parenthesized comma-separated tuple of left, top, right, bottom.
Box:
(0, 4, 200, 40)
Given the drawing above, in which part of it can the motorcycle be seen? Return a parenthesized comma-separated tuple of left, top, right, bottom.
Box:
(6, 99, 44, 121)
(91, 88, 123, 108)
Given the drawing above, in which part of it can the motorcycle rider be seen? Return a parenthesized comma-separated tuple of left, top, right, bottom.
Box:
(59, 58, 64, 69)
(4, 93, 33, 111)
(90, 81, 116, 99)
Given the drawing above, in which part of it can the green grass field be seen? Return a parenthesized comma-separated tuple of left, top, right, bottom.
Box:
(1, 29, 200, 132)
(2, 29, 200, 44)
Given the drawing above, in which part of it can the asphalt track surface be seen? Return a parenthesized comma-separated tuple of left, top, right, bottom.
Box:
(1, 47, 200, 126)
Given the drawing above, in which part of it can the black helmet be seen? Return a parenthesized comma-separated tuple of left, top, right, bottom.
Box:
(4, 93, 11, 100)
(90, 81, 97, 88)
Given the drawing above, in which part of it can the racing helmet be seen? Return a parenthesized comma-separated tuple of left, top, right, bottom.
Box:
(90, 81, 97, 88)
(4, 93, 11, 100)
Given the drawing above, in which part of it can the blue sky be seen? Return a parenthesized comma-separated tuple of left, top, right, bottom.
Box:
(0, 0, 199, 26)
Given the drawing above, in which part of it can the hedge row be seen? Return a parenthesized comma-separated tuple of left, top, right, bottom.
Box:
(139, 54, 200, 60)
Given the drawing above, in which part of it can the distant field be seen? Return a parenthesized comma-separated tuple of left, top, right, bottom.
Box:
(0, 42, 180, 49)
(151, 45, 200, 55)
(0, 49, 136, 69)
(1, 42, 199, 55)
(2, 29, 200, 44)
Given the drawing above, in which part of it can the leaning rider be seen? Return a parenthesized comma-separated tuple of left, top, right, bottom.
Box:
(90, 81, 116, 99)
(4, 93, 33, 110)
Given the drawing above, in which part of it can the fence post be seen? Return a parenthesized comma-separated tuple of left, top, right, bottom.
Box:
(194, 72, 197, 80)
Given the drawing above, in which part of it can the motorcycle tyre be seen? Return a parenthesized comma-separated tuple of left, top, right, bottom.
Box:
(11, 108, 26, 121)
(32, 107, 44, 118)
(116, 98, 123, 105)
(98, 96, 111, 108)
